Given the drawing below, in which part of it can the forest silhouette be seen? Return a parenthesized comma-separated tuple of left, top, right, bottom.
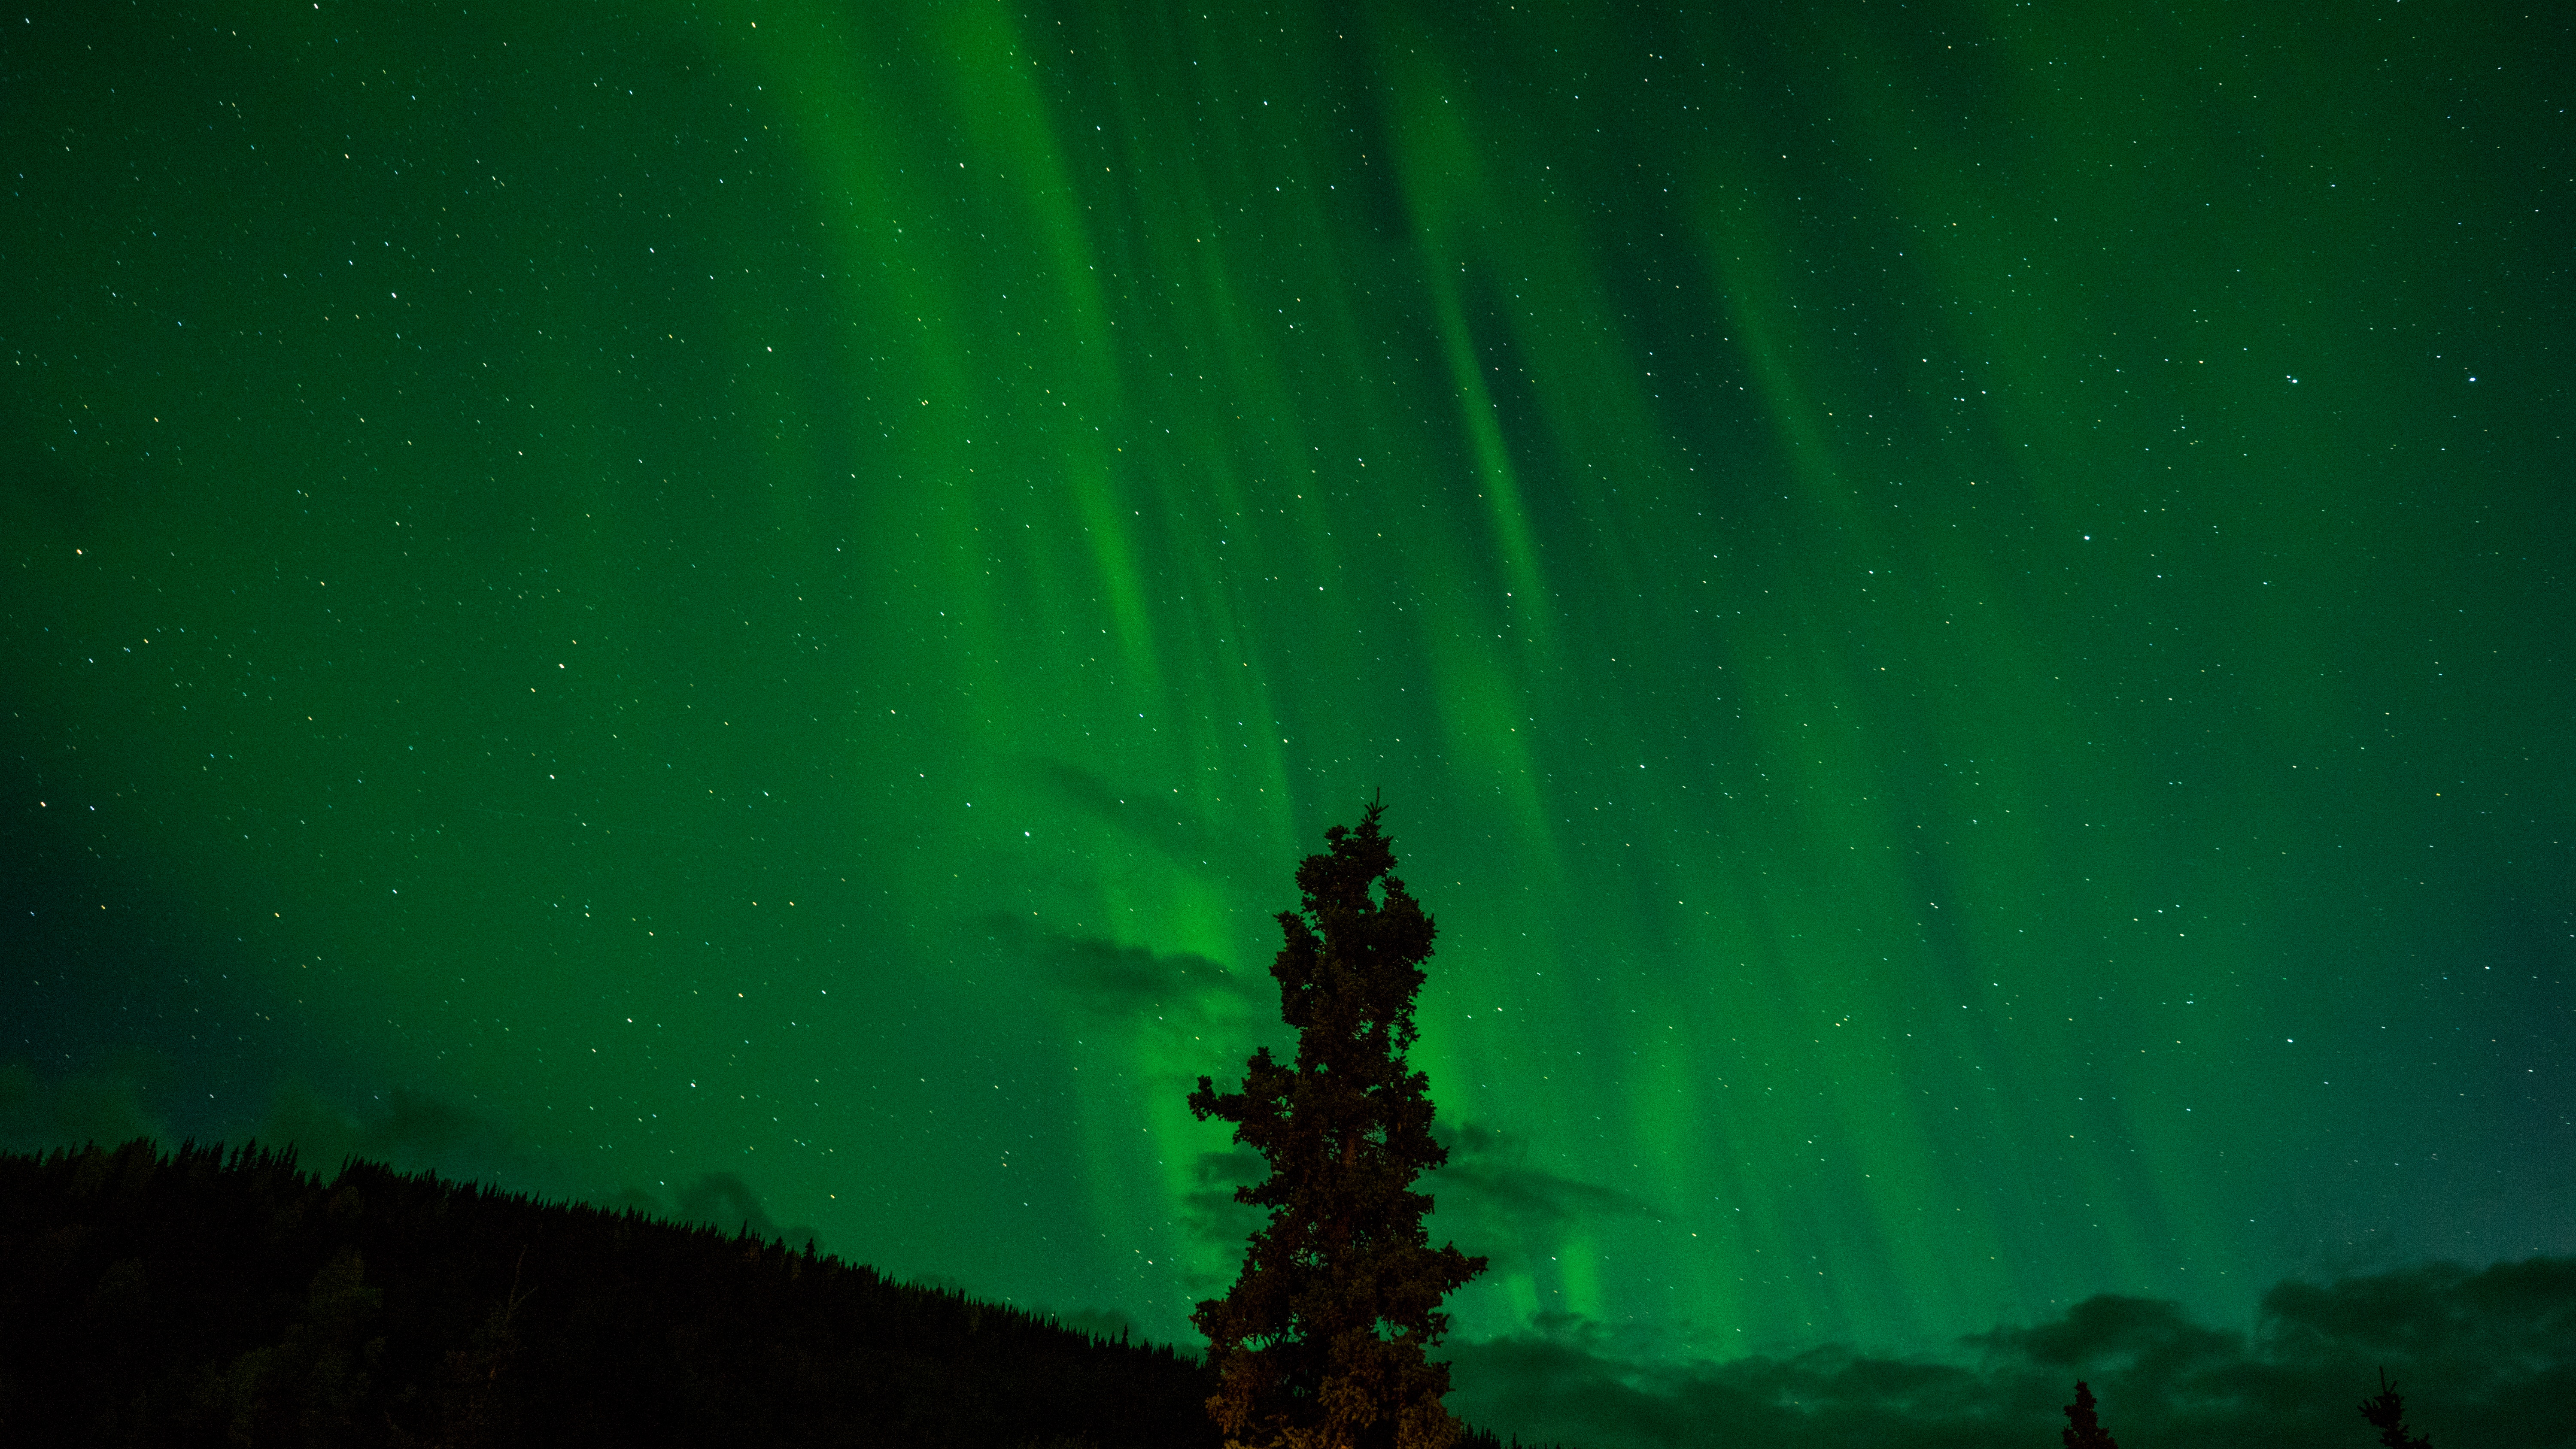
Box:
(0, 1137, 2497, 1448)
(0, 1136, 1551, 1448)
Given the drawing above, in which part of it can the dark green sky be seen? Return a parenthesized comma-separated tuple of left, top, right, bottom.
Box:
(6, 0, 2571, 1442)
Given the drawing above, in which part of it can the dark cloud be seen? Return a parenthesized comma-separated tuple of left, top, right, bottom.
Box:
(1974, 1292, 2243, 1379)
(257, 1079, 548, 1185)
(1444, 1258, 2576, 1449)
(1179, 1146, 1270, 1295)
(671, 1170, 820, 1253)
(0, 1055, 170, 1152)
(982, 913, 1262, 1021)
(2259, 1255, 2576, 1364)
(0, 1056, 552, 1191)
(258, 1087, 829, 1253)
(1427, 1122, 1663, 1270)
(1, 1064, 825, 1256)
(0, 1060, 533, 1194)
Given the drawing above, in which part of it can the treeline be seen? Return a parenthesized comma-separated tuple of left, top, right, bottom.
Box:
(0, 1137, 1521, 1449)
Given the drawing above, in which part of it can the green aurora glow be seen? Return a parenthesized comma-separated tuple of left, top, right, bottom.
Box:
(5, 0, 2570, 1413)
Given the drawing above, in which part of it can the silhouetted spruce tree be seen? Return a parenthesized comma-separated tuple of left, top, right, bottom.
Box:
(1189, 800, 1488, 1449)
(2360, 1369, 2432, 1448)
(2063, 1380, 2120, 1449)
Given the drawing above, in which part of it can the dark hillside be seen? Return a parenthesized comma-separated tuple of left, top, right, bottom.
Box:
(0, 1138, 1249, 1448)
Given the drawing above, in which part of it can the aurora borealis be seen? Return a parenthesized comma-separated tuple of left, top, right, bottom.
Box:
(6, 0, 2571, 1442)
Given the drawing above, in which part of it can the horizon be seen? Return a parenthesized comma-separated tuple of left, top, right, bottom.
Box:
(8, 1134, 2563, 1448)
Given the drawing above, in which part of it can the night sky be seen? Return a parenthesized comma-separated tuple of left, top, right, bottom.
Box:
(6, 2, 2572, 1444)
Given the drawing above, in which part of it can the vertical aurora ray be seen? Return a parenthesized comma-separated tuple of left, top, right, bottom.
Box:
(4, 0, 2567, 1404)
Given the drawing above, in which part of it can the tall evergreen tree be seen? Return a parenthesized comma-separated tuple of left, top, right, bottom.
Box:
(1190, 800, 1488, 1449)
(2063, 1380, 2120, 1449)
(2360, 1369, 2433, 1448)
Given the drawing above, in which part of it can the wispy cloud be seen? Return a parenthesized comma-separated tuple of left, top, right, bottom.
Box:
(1176, 1123, 1663, 1308)
(982, 913, 1263, 1022)
(1022, 757, 1255, 888)
(1428, 1122, 1662, 1270)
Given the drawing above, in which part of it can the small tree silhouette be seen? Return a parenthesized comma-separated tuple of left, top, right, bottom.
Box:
(2360, 1368, 2432, 1448)
(2062, 1380, 2120, 1449)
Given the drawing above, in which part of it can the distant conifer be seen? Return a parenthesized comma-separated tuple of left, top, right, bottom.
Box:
(1190, 800, 1487, 1449)
(2063, 1380, 2120, 1449)
(2360, 1369, 2433, 1448)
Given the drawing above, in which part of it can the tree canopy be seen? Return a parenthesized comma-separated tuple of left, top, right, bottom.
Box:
(2062, 1380, 2120, 1449)
(2361, 1370, 2433, 1449)
(1190, 800, 1487, 1449)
